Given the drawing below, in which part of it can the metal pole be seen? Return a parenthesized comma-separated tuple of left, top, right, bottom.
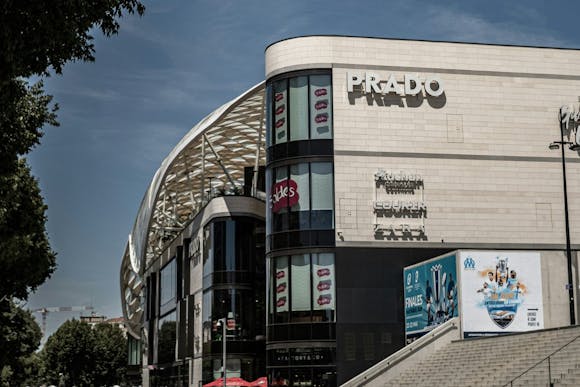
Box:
(222, 318, 227, 387)
(560, 121, 576, 325)
(548, 356, 551, 386)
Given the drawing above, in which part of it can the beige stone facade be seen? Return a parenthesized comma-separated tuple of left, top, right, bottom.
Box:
(266, 36, 580, 327)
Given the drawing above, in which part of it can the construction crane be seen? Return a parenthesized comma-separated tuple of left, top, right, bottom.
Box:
(31, 305, 94, 337)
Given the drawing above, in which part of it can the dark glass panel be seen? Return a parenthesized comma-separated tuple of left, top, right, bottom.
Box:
(157, 310, 177, 364)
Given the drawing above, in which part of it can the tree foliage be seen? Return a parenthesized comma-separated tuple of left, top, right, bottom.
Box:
(0, 160, 57, 300)
(42, 319, 128, 386)
(0, 300, 42, 386)
(0, 0, 145, 80)
(94, 323, 129, 385)
(0, 1, 145, 302)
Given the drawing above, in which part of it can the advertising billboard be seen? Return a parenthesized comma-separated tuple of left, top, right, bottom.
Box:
(404, 253, 458, 342)
(459, 251, 544, 338)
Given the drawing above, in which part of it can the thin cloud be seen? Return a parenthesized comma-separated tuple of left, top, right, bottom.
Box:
(423, 6, 565, 47)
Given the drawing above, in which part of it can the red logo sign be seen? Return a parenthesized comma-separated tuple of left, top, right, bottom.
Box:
(317, 295, 332, 305)
(271, 179, 299, 213)
(315, 114, 328, 123)
(276, 283, 287, 293)
(317, 280, 332, 291)
(277, 297, 287, 307)
(314, 88, 327, 97)
(276, 270, 285, 279)
(317, 268, 331, 277)
(315, 101, 328, 110)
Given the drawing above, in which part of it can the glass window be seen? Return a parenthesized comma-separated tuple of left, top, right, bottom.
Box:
(203, 225, 213, 278)
(202, 290, 212, 344)
(273, 80, 288, 145)
(225, 220, 236, 271)
(157, 311, 176, 364)
(267, 71, 333, 149)
(310, 75, 332, 140)
(289, 76, 309, 141)
(160, 259, 176, 307)
(312, 253, 335, 322)
(266, 84, 272, 147)
(266, 168, 273, 234)
(274, 256, 289, 322)
(272, 166, 289, 232)
(128, 335, 142, 365)
(311, 162, 334, 229)
(289, 163, 310, 230)
(203, 289, 255, 342)
(291, 254, 311, 322)
(204, 219, 254, 278)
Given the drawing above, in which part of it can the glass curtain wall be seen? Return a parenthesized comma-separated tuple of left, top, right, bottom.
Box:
(201, 217, 266, 384)
(266, 70, 336, 387)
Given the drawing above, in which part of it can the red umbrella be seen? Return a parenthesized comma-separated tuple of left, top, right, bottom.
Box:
(250, 377, 268, 387)
(204, 378, 253, 387)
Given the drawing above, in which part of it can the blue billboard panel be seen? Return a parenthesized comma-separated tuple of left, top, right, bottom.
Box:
(404, 253, 458, 342)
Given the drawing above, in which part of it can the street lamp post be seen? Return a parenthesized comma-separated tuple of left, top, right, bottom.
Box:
(217, 318, 227, 387)
(549, 116, 578, 326)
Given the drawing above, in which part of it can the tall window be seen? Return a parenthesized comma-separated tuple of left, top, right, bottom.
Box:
(289, 76, 309, 141)
(268, 162, 334, 233)
(160, 259, 176, 308)
(266, 73, 332, 147)
(268, 253, 335, 324)
(157, 310, 176, 364)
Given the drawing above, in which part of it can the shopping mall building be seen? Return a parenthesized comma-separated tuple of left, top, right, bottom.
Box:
(120, 36, 580, 386)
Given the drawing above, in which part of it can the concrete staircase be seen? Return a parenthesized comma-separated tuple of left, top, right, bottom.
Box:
(370, 326, 580, 387)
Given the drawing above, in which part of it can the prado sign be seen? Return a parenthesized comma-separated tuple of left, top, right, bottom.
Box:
(347, 72, 444, 97)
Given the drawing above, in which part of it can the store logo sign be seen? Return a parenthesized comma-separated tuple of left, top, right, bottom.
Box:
(463, 257, 476, 270)
(347, 72, 444, 97)
(560, 105, 580, 147)
(270, 179, 299, 213)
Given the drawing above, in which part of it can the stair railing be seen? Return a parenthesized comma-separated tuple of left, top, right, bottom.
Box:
(503, 334, 580, 387)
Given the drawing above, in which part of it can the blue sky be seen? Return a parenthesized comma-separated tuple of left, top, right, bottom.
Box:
(26, 0, 580, 339)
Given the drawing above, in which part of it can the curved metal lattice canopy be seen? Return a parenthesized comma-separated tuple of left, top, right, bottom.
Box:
(120, 82, 266, 337)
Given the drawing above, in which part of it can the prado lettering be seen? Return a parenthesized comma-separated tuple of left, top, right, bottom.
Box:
(347, 72, 444, 97)
(270, 179, 300, 213)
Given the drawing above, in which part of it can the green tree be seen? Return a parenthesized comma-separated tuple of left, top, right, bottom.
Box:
(1, 1, 144, 377)
(0, 301, 42, 386)
(94, 323, 128, 386)
(43, 319, 97, 385)
(0, 160, 57, 301)
(0, 1, 146, 302)
(42, 319, 128, 386)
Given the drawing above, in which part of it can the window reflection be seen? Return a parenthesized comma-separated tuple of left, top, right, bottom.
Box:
(157, 311, 176, 364)
(202, 288, 257, 343)
(266, 72, 332, 147)
(269, 162, 334, 233)
(160, 259, 176, 307)
(291, 254, 311, 322)
(268, 254, 335, 324)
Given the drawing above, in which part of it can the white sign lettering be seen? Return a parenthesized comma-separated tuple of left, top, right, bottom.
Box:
(347, 72, 444, 97)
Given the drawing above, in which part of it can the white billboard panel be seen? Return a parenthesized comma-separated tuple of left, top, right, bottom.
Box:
(459, 251, 543, 338)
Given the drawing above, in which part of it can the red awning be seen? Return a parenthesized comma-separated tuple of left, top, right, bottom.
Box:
(203, 378, 253, 387)
(250, 377, 268, 387)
